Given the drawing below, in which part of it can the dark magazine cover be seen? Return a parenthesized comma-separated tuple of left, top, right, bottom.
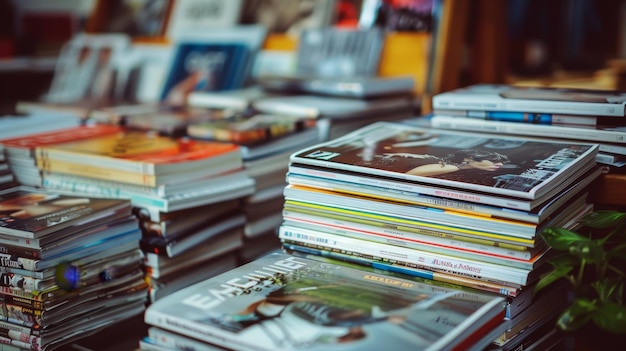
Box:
(289, 122, 598, 200)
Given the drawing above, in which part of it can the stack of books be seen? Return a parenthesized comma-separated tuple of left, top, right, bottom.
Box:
(141, 250, 507, 351)
(0, 186, 146, 350)
(429, 84, 626, 168)
(278, 121, 602, 350)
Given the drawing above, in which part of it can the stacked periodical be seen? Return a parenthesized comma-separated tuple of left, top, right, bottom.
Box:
(278, 120, 603, 350)
(0, 186, 146, 350)
(430, 84, 626, 168)
(1, 125, 256, 304)
(140, 250, 507, 351)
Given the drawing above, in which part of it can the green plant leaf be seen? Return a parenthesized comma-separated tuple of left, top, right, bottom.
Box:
(534, 264, 573, 294)
(593, 277, 625, 304)
(541, 227, 589, 251)
(557, 298, 596, 332)
(578, 210, 626, 229)
(568, 240, 605, 263)
(592, 301, 626, 334)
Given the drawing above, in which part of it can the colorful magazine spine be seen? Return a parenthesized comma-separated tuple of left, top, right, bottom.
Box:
(278, 225, 540, 286)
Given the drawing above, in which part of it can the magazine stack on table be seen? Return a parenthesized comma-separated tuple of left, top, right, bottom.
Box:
(0, 186, 147, 350)
(430, 84, 626, 168)
(278, 121, 601, 350)
(1, 126, 256, 305)
(185, 107, 326, 263)
(141, 250, 507, 351)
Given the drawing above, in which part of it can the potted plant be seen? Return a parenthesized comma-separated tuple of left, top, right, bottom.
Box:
(535, 209, 626, 345)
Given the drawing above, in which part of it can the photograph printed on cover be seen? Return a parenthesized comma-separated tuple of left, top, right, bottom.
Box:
(292, 124, 595, 192)
(180, 259, 494, 349)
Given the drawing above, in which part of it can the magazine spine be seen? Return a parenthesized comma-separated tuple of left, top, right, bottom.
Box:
(140, 214, 245, 258)
(283, 202, 537, 247)
(278, 226, 534, 285)
(281, 221, 543, 270)
(42, 173, 167, 196)
(36, 148, 157, 174)
(283, 184, 539, 238)
(0, 244, 42, 260)
(285, 245, 521, 297)
(430, 115, 626, 144)
(36, 158, 161, 186)
(281, 212, 536, 260)
(0, 254, 43, 271)
(143, 311, 259, 351)
(431, 94, 626, 117)
(287, 165, 535, 211)
(286, 173, 541, 224)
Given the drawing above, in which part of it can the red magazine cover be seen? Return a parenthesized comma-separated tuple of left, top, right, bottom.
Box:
(0, 124, 123, 157)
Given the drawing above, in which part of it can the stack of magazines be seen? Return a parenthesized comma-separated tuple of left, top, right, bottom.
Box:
(277, 121, 602, 350)
(0, 186, 146, 350)
(430, 84, 626, 168)
(186, 107, 325, 263)
(0, 125, 256, 304)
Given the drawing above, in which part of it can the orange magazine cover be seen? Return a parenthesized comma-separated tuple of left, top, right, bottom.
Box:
(35, 129, 243, 175)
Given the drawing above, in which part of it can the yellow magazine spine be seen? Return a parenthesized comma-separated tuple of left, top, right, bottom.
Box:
(36, 158, 158, 186)
(284, 201, 534, 250)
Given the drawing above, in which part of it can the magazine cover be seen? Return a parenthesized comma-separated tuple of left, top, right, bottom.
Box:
(0, 124, 124, 158)
(144, 251, 506, 351)
(187, 112, 316, 145)
(289, 122, 598, 201)
(160, 41, 251, 105)
(35, 130, 242, 175)
(0, 186, 131, 239)
(432, 84, 626, 117)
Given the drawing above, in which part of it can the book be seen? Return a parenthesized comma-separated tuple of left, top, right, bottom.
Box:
(35, 130, 243, 175)
(431, 84, 626, 117)
(432, 109, 625, 126)
(429, 114, 626, 144)
(0, 186, 132, 239)
(143, 251, 507, 351)
(289, 121, 598, 202)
